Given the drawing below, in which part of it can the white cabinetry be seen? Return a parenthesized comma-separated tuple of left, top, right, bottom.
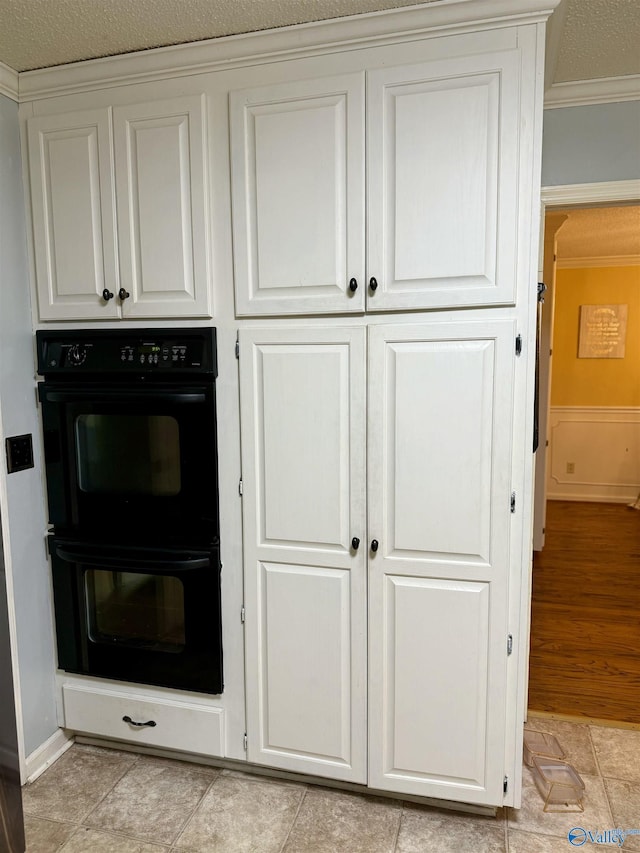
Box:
(239, 327, 367, 782)
(231, 38, 521, 316)
(240, 320, 517, 804)
(27, 96, 211, 321)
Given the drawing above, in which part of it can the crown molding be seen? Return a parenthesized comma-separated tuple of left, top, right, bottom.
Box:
(557, 255, 640, 269)
(542, 180, 640, 206)
(544, 74, 640, 109)
(17, 0, 558, 101)
(0, 60, 19, 101)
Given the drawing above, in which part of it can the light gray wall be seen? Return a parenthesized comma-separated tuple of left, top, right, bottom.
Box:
(0, 93, 58, 758)
(542, 100, 640, 187)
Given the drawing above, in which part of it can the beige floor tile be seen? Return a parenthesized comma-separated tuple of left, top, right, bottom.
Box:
(604, 778, 640, 852)
(507, 766, 612, 840)
(220, 768, 305, 788)
(60, 827, 169, 852)
(525, 718, 598, 775)
(507, 828, 585, 852)
(175, 774, 303, 852)
(396, 804, 505, 853)
(22, 745, 137, 823)
(282, 787, 401, 853)
(24, 814, 76, 853)
(85, 756, 215, 846)
(590, 726, 640, 783)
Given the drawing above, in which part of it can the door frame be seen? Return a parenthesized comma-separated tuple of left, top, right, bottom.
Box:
(532, 179, 640, 550)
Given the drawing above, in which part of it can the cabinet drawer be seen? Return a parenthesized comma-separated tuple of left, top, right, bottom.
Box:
(62, 684, 224, 757)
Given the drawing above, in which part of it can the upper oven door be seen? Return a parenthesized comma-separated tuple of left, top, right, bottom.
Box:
(39, 383, 219, 544)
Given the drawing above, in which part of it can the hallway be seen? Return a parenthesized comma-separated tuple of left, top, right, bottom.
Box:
(528, 500, 640, 724)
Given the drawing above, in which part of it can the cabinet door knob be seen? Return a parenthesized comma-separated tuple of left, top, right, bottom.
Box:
(118, 288, 130, 301)
(370, 539, 379, 552)
(102, 289, 114, 301)
(351, 536, 360, 550)
(369, 277, 378, 292)
(349, 278, 358, 293)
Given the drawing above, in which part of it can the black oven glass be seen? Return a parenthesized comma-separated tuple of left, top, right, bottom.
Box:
(86, 570, 186, 651)
(76, 414, 181, 496)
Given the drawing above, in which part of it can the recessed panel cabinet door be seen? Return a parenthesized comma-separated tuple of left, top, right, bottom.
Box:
(239, 327, 367, 781)
(113, 96, 211, 318)
(27, 109, 119, 320)
(367, 49, 520, 311)
(368, 320, 515, 805)
(230, 74, 365, 315)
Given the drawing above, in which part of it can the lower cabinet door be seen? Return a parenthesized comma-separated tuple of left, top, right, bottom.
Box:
(367, 320, 516, 805)
(239, 326, 367, 782)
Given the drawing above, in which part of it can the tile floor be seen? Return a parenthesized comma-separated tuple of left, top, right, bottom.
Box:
(22, 718, 640, 852)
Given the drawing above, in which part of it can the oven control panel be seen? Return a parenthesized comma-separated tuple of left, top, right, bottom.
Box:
(36, 329, 217, 377)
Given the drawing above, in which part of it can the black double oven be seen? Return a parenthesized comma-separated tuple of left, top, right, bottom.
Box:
(37, 328, 223, 695)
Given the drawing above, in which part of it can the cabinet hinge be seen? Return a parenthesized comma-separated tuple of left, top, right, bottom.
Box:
(243, 733, 248, 751)
(510, 492, 516, 513)
(503, 775, 509, 794)
(507, 634, 513, 656)
(537, 282, 547, 303)
(240, 606, 245, 624)
(235, 335, 240, 359)
(515, 334, 522, 356)
(238, 478, 243, 496)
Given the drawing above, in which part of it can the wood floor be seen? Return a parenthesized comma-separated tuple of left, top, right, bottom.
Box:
(528, 500, 640, 724)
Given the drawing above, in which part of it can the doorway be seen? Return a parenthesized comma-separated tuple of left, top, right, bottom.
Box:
(528, 192, 640, 724)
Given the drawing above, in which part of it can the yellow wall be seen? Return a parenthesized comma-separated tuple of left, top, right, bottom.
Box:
(551, 265, 640, 407)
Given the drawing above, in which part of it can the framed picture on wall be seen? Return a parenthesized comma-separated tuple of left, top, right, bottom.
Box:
(578, 304, 628, 358)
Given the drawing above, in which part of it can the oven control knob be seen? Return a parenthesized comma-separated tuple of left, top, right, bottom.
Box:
(68, 344, 87, 366)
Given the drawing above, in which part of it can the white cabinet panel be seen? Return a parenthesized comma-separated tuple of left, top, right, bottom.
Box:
(114, 96, 211, 318)
(240, 327, 366, 781)
(230, 74, 365, 315)
(28, 109, 119, 320)
(367, 50, 520, 311)
(258, 561, 352, 762)
(368, 320, 515, 804)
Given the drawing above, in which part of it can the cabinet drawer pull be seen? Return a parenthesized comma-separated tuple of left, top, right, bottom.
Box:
(369, 277, 378, 293)
(118, 288, 130, 301)
(122, 715, 157, 728)
(102, 289, 114, 301)
(349, 278, 358, 293)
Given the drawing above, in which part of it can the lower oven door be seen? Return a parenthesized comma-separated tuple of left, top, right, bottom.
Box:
(49, 538, 223, 695)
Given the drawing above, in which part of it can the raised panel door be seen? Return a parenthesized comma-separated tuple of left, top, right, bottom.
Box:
(113, 96, 211, 318)
(28, 109, 119, 320)
(367, 49, 520, 311)
(230, 74, 365, 316)
(368, 320, 515, 804)
(239, 326, 366, 781)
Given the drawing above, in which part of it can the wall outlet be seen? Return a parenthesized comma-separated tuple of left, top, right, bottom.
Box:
(566, 462, 575, 474)
(5, 434, 34, 474)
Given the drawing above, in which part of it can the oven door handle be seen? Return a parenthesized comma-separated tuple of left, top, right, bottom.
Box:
(41, 389, 206, 404)
(54, 547, 211, 572)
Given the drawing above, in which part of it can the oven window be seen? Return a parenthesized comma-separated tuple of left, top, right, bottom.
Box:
(75, 414, 181, 495)
(86, 570, 185, 652)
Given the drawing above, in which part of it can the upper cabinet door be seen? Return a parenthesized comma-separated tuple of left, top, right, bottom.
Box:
(367, 49, 520, 312)
(230, 74, 365, 316)
(113, 96, 211, 318)
(28, 109, 119, 320)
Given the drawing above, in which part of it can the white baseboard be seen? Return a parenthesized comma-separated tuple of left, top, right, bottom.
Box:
(24, 728, 74, 784)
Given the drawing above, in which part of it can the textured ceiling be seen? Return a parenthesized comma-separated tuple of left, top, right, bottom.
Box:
(0, 0, 638, 79)
(553, 0, 640, 83)
(553, 206, 640, 260)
